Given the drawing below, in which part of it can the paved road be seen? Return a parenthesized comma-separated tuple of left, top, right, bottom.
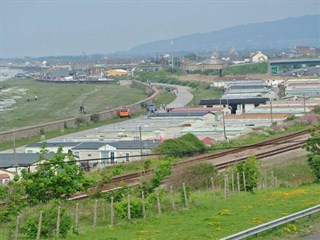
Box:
(164, 85, 193, 109)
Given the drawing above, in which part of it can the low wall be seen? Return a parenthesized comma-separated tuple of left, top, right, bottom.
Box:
(0, 80, 161, 143)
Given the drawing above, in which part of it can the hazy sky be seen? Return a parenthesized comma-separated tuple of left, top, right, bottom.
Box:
(1, 0, 319, 58)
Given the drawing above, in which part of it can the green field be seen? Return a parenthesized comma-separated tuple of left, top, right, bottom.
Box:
(66, 185, 320, 240)
(3, 184, 318, 240)
(0, 79, 147, 131)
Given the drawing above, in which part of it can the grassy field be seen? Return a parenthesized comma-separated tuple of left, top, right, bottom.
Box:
(3, 184, 319, 240)
(65, 184, 320, 240)
(0, 79, 147, 131)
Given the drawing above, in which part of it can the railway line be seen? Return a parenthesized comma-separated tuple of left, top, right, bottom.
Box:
(0, 129, 309, 204)
(69, 129, 309, 201)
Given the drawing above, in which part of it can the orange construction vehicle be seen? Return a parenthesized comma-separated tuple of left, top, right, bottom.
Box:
(117, 107, 131, 118)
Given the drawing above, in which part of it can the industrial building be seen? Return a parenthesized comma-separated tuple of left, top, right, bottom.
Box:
(285, 79, 320, 98)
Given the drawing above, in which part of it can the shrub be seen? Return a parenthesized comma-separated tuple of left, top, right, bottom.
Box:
(75, 117, 87, 126)
(156, 133, 206, 157)
(115, 197, 143, 218)
(167, 163, 217, 190)
(236, 156, 260, 192)
(303, 125, 320, 182)
(21, 203, 71, 238)
(91, 114, 100, 123)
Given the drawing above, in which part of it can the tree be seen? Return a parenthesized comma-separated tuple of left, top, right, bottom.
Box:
(236, 155, 260, 192)
(303, 125, 320, 182)
(19, 146, 91, 204)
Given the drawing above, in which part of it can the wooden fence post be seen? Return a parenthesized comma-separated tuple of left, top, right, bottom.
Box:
(242, 172, 247, 192)
(142, 191, 146, 219)
(224, 174, 229, 200)
(102, 200, 106, 222)
(110, 197, 114, 226)
(36, 210, 43, 240)
(211, 177, 216, 201)
(231, 173, 235, 196)
(128, 195, 131, 222)
(271, 171, 275, 188)
(75, 203, 79, 233)
(93, 199, 98, 228)
(156, 189, 161, 215)
(237, 172, 240, 192)
(170, 186, 175, 211)
(183, 183, 188, 208)
(14, 215, 20, 240)
(56, 206, 61, 238)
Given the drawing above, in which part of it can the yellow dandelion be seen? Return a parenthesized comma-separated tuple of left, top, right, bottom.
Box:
(288, 224, 297, 232)
(218, 209, 232, 216)
(282, 227, 291, 233)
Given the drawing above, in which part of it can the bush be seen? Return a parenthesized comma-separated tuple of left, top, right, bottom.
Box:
(156, 133, 206, 157)
(21, 203, 71, 238)
(167, 163, 217, 190)
(91, 114, 100, 123)
(150, 159, 172, 191)
(236, 156, 260, 192)
(303, 125, 320, 182)
(115, 197, 143, 218)
(75, 117, 87, 126)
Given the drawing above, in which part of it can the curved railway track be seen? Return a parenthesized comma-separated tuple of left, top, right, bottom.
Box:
(69, 130, 309, 201)
(0, 130, 309, 204)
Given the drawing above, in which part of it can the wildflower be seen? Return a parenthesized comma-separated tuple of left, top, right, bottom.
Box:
(218, 209, 232, 216)
(137, 230, 149, 234)
(288, 224, 297, 232)
(282, 227, 291, 233)
(207, 222, 221, 227)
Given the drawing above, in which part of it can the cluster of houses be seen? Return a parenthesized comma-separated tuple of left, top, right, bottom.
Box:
(0, 139, 161, 180)
(1, 76, 320, 184)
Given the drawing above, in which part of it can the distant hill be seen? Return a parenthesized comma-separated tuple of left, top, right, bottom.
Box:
(126, 14, 320, 55)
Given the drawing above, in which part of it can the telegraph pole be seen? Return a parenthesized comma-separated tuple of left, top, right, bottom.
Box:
(269, 99, 273, 124)
(303, 94, 306, 114)
(139, 126, 143, 160)
(13, 131, 17, 174)
(222, 112, 227, 141)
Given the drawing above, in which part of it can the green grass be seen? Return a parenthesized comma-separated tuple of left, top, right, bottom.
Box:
(154, 92, 176, 108)
(268, 157, 315, 187)
(223, 62, 268, 75)
(4, 184, 318, 240)
(188, 88, 222, 107)
(0, 79, 147, 132)
(0, 113, 143, 151)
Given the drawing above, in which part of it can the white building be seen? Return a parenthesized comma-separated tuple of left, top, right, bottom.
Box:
(252, 51, 268, 63)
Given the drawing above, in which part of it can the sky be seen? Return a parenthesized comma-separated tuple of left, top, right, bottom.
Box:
(0, 0, 319, 58)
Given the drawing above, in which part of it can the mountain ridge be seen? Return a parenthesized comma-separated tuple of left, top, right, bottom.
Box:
(125, 14, 320, 55)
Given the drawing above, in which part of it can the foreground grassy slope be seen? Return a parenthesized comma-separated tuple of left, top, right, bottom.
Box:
(63, 184, 320, 240)
(0, 79, 147, 131)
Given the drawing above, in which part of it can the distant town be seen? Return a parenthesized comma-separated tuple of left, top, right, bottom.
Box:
(1, 45, 320, 83)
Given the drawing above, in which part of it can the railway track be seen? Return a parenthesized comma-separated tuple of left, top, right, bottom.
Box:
(68, 130, 309, 201)
(0, 130, 309, 204)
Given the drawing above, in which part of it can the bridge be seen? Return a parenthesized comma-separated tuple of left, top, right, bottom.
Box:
(268, 58, 320, 74)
